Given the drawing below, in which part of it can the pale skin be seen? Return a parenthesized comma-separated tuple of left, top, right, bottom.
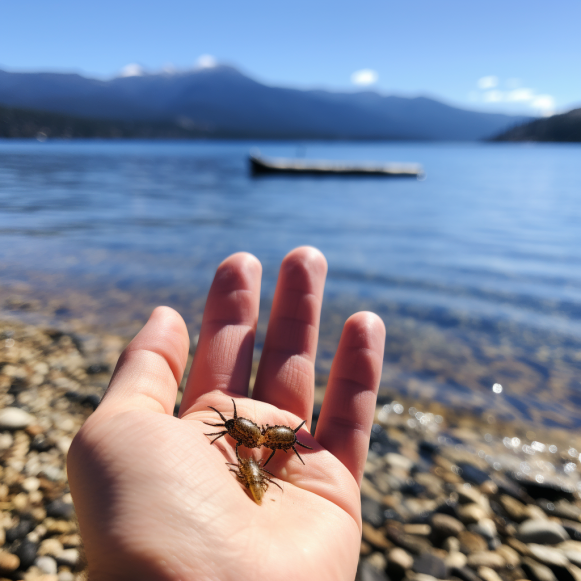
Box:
(67, 247, 386, 581)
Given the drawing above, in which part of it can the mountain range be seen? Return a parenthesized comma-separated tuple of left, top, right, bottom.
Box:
(492, 107, 581, 142)
(0, 65, 531, 140)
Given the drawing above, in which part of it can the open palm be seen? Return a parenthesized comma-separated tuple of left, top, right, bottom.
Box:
(68, 248, 385, 581)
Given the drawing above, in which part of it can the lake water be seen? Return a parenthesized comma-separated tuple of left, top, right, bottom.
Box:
(1, 140, 580, 428)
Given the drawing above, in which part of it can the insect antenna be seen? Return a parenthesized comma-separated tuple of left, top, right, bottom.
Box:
(231, 398, 238, 419)
(293, 420, 306, 433)
(207, 406, 228, 423)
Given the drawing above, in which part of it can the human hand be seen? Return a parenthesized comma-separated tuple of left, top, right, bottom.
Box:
(67, 247, 386, 581)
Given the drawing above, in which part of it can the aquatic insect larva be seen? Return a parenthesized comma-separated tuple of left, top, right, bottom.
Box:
(227, 455, 282, 504)
(261, 421, 313, 466)
(204, 398, 262, 455)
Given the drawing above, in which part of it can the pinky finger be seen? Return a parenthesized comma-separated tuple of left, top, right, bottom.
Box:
(314, 312, 385, 486)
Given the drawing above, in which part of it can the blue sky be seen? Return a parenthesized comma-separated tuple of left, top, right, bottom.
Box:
(2, 0, 579, 116)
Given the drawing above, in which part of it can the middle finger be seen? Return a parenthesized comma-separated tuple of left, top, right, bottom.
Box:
(252, 246, 327, 425)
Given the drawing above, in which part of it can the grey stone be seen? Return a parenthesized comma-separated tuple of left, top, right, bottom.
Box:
(449, 566, 481, 581)
(518, 520, 570, 545)
(35, 555, 58, 575)
(0, 407, 33, 430)
(356, 561, 390, 581)
(361, 496, 385, 528)
(413, 553, 447, 579)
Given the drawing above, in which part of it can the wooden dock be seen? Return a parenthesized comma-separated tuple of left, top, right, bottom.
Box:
(249, 154, 423, 177)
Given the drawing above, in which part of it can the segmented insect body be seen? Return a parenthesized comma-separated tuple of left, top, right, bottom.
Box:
(204, 399, 262, 454)
(261, 420, 313, 466)
(227, 456, 282, 504)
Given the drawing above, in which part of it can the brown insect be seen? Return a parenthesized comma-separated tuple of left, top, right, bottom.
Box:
(261, 420, 313, 466)
(203, 398, 262, 454)
(227, 455, 282, 504)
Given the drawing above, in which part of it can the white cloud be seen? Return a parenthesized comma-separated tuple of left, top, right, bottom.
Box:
(478, 76, 498, 90)
(196, 54, 217, 69)
(351, 69, 378, 86)
(483, 90, 504, 102)
(532, 94, 555, 116)
(507, 88, 535, 102)
(120, 63, 144, 77)
(506, 78, 521, 89)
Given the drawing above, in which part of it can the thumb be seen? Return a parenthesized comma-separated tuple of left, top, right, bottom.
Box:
(99, 306, 190, 415)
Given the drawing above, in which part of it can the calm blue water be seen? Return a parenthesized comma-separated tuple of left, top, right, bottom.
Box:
(1, 139, 580, 426)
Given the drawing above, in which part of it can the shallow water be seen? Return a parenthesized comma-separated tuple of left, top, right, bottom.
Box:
(1, 139, 580, 427)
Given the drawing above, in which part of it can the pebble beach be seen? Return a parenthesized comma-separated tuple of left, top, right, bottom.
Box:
(1, 314, 581, 581)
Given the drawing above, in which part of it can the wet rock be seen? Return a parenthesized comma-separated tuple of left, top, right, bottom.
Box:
(15, 537, 39, 570)
(369, 424, 400, 456)
(413, 553, 447, 579)
(466, 551, 505, 570)
(58, 572, 75, 581)
(0, 550, 20, 573)
(457, 463, 490, 486)
(404, 524, 431, 537)
(522, 557, 559, 581)
(431, 513, 465, 541)
(46, 499, 75, 519)
(6, 518, 34, 542)
(0, 406, 34, 430)
(361, 496, 386, 528)
(511, 475, 575, 502)
(517, 520, 570, 545)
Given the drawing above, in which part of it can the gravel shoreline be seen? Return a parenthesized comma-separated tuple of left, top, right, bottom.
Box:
(1, 318, 581, 581)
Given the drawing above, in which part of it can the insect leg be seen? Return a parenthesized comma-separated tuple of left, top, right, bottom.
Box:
(264, 477, 283, 491)
(206, 431, 228, 444)
(291, 445, 306, 464)
(262, 449, 276, 467)
(296, 441, 313, 450)
(203, 422, 226, 427)
(293, 420, 307, 433)
(207, 406, 228, 423)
